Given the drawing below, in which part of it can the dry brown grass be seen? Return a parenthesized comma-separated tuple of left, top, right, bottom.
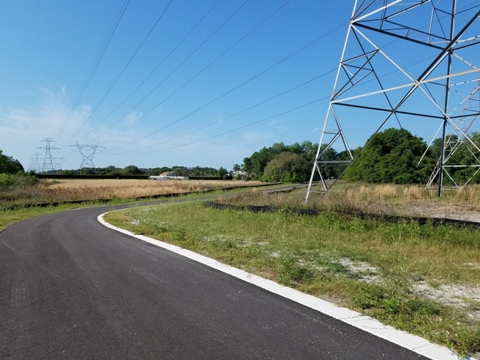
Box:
(218, 182, 480, 222)
(37, 179, 262, 201)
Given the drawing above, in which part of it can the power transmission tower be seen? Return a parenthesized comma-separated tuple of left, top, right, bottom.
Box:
(70, 142, 104, 169)
(306, 0, 480, 202)
(36, 138, 60, 173)
(54, 157, 67, 172)
(424, 80, 480, 190)
(28, 153, 42, 173)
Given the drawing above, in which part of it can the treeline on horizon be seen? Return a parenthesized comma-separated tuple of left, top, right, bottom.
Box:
(48, 165, 230, 179)
(0, 148, 231, 181)
(2, 128, 480, 185)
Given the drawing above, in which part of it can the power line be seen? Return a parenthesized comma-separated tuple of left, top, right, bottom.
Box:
(60, 0, 174, 149)
(106, 5, 347, 152)
(87, 0, 222, 143)
(121, 69, 337, 155)
(116, 96, 327, 157)
(54, 0, 130, 143)
(94, 0, 252, 145)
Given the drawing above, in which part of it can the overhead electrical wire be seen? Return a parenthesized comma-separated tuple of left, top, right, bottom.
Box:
(104, 0, 293, 147)
(92, 0, 252, 144)
(54, 0, 130, 144)
(119, 96, 328, 156)
(114, 0, 292, 137)
(55, 1, 348, 159)
(120, 69, 337, 155)
(87, 0, 222, 143)
(111, 35, 439, 157)
(60, 0, 174, 149)
(165, 97, 326, 150)
(104, 16, 348, 153)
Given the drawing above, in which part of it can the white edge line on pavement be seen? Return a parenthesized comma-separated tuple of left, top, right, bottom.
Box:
(98, 212, 464, 360)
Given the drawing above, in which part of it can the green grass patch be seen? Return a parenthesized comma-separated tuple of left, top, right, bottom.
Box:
(104, 201, 480, 357)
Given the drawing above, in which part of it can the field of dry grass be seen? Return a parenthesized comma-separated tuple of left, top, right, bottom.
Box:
(221, 182, 480, 223)
(14, 178, 480, 222)
(37, 179, 263, 201)
(323, 183, 480, 222)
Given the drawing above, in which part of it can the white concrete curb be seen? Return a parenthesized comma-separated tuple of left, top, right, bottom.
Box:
(98, 212, 466, 360)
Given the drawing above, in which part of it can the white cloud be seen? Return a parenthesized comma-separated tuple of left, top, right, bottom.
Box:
(0, 87, 92, 169)
(0, 87, 271, 170)
(123, 111, 143, 126)
(241, 131, 272, 143)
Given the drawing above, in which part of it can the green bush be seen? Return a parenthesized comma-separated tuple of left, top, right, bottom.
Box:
(0, 173, 15, 187)
(0, 173, 38, 188)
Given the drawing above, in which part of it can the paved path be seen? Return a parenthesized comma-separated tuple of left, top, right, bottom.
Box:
(0, 202, 451, 359)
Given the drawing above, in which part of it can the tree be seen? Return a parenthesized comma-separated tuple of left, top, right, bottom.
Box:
(121, 165, 143, 176)
(262, 152, 310, 182)
(0, 150, 23, 174)
(217, 166, 228, 178)
(426, 132, 480, 185)
(242, 143, 291, 179)
(300, 140, 318, 164)
(81, 167, 94, 175)
(316, 144, 340, 179)
(344, 128, 429, 184)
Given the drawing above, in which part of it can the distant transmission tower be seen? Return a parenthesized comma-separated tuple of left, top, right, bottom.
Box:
(306, 0, 480, 202)
(54, 157, 66, 172)
(37, 138, 60, 173)
(28, 153, 42, 173)
(70, 142, 104, 169)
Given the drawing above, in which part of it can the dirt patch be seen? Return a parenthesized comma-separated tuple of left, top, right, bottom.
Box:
(338, 258, 480, 321)
(338, 258, 382, 284)
(408, 202, 480, 223)
(413, 282, 480, 319)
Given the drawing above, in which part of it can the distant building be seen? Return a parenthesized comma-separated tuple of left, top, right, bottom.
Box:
(149, 171, 188, 180)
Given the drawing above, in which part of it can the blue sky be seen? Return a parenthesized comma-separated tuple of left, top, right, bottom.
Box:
(1, 1, 478, 172)
(0, 0, 353, 171)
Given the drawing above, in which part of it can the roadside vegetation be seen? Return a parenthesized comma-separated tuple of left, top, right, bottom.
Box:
(104, 186, 480, 358)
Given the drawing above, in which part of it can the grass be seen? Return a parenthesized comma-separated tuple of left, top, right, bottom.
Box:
(104, 196, 480, 357)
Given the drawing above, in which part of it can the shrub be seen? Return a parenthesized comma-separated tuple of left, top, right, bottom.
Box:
(0, 173, 38, 189)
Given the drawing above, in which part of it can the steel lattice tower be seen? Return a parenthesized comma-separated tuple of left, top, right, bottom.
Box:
(37, 138, 59, 173)
(306, 0, 480, 202)
(71, 142, 104, 169)
(28, 153, 42, 173)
